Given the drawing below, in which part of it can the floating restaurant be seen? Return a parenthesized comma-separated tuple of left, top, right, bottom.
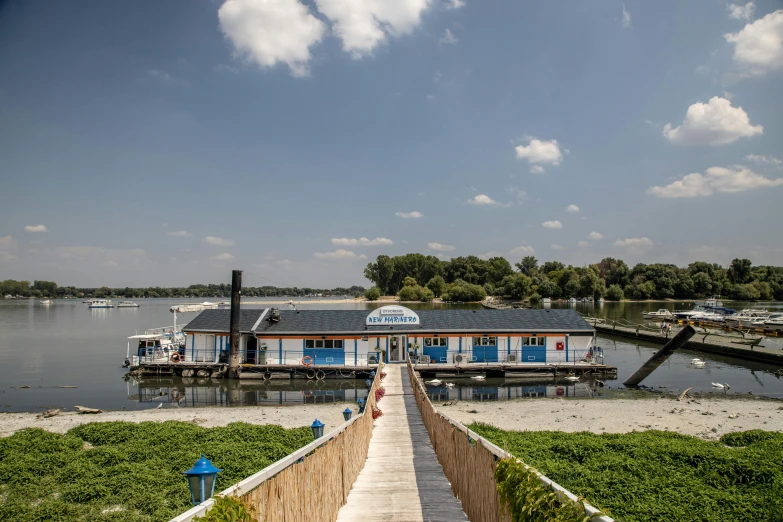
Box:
(138, 305, 613, 378)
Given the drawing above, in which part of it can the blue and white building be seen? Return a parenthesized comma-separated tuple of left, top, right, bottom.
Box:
(181, 305, 597, 367)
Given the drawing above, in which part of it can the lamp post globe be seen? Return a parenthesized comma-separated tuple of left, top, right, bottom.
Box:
(183, 454, 221, 506)
(310, 419, 325, 439)
(357, 397, 365, 414)
(342, 408, 352, 421)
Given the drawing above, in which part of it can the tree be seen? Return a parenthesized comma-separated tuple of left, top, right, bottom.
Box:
(403, 276, 418, 287)
(537, 279, 561, 298)
(365, 287, 381, 301)
(515, 256, 538, 275)
(426, 275, 447, 298)
(728, 258, 752, 284)
(541, 261, 565, 275)
(499, 273, 532, 300)
(486, 257, 514, 284)
(606, 284, 624, 301)
(364, 255, 396, 294)
(442, 279, 487, 302)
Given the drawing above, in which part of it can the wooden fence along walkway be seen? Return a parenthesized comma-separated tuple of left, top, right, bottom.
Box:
(337, 365, 469, 522)
(171, 369, 383, 522)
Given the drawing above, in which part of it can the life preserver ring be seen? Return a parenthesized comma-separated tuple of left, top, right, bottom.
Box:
(170, 353, 181, 363)
(301, 356, 313, 366)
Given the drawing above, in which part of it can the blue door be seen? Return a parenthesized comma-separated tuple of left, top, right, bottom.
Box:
(473, 344, 498, 363)
(521, 346, 546, 362)
(304, 348, 345, 365)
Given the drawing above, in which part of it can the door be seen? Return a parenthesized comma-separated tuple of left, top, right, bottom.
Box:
(245, 337, 258, 364)
(472, 337, 499, 363)
(522, 337, 546, 362)
(389, 336, 400, 362)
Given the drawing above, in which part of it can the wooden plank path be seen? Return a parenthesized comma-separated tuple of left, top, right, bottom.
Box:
(337, 365, 469, 522)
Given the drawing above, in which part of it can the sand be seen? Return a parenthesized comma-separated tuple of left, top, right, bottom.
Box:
(439, 397, 783, 440)
(0, 404, 349, 437)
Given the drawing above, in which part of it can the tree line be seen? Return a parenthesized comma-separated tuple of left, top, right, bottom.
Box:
(362, 253, 783, 302)
(0, 281, 366, 299)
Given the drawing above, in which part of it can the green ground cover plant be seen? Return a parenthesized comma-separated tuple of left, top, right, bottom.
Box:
(470, 424, 783, 522)
(0, 421, 312, 522)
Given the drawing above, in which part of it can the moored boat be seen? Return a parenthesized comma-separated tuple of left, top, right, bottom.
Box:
(725, 309, 769, 328)
(125, 325, 186, 367)
(39, 299, 53, 305)
(88, 299, 114, 309)
(117, 301, 139, 308)
(642, 309, 674, 320)
(763, 314, 783, 332)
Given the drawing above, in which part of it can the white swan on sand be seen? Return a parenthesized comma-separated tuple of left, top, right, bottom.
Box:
(711, 382, 730, 390)
(425, 379, 443, 386)
(470, 375, 486, 381)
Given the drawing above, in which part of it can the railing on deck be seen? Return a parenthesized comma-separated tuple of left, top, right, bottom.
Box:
(170, 365, 383, 522)
(137, 349, 380, 366)
(411, 347, 603, 366)
(406, 359, 613, 522)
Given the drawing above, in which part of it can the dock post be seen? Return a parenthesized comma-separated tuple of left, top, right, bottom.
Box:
(229, 269, 242, 379)
(623, 325, 696, 387)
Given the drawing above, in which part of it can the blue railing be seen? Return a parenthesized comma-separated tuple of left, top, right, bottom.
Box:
(133, 349, 380, 366)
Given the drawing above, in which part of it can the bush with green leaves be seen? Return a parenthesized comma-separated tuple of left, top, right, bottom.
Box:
(471, 423, 783, 522)
(0, 422, 312, 522)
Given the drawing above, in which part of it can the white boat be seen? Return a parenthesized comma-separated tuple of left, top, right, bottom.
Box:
(4, 294, 13, 299)
(541, 297, 552, 305)
(696, 296, 724, 307)
(117, 301, 139, 308)
(725, 309, 769, 328)
(763, 314, 783, 331)
(567, 297, 577, 305)
(125, 325, 186, 367)
(642, 309, 674, 320)
(40, 299, 53, 305)
(88, 299, 114, 309)
(689, 311, 726, 323)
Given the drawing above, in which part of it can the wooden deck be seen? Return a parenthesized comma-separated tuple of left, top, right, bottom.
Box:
(337, 364, 469, 522)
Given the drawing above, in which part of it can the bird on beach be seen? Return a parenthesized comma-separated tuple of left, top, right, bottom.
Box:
(156, 403, 163, 409)
(445, 382, 456, 388)
(425, 379, 443, 386)
(711, 382, 731, 390)
(564, 375, 580, 382)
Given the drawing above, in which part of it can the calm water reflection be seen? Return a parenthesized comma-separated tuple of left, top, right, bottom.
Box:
(1, 298, 782, 412)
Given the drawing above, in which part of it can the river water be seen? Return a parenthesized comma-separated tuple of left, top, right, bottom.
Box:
(0, 298, 781, 412)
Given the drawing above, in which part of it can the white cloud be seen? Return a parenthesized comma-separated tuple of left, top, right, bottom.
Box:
(314, 0, 432, 58)
(203, 236, 236, 246)
(218, 0, 327, 77)
(725, 10, 783, 76)
(727, 2, 755, 21)
(530, 165, 546, 174)
(331, 237, 394, 246)
(542, 220, 563, 229)
(647, 165, 783, 198)
(24, 224, 47, 233)
(551, 244, 565, 250)
(588, 231, 604, 240)
(443, 0, 465, 8)
(614, 237, 654, 247)
(313, 249, 368, 260)
(578, 240, 590, 247)
(745, 154, 782, 165)
(167, 230, 193, 237)
(566, 204, 579, 213)
(509, 245, 535, 255)
(439, 28, 458, 45)
(467, 194, 509, 207)
(428, 242, 455, 252)
(212, 253, 235, 262)
(515, 137, 564, 166)
(662, 96, 763, 146)
(477, 251, 504, 260)
(621, 4, 631, 28)
(395, 211, 423, 219)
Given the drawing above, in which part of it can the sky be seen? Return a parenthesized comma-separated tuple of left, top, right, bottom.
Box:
(0, 0, 782, 288)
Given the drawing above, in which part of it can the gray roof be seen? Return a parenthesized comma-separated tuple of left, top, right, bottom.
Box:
(184, 308, 593, 335)
(183, 309, 264, 333)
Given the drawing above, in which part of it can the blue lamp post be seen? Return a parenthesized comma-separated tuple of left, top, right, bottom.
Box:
(343, 407, 353, 421)
(357, 397, 365, 414)
(365, 379, 372, 388)
(310, 419, 325, 439)
(370, 371, 376, 378)
(183, 454, 221, 506)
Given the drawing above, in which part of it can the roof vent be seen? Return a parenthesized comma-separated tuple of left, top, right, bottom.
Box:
(269, 308, 281, 323)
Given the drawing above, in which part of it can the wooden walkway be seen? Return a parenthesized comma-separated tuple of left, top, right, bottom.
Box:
(337, 365, 469, 522)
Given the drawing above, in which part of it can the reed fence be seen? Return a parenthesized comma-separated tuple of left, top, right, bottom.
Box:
(170, 366, 383, 522)
(406, 359, 612, 522)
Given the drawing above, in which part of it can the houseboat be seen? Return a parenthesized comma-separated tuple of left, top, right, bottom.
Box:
(88, 299, 114, 309)
(173, 306, 598, 370)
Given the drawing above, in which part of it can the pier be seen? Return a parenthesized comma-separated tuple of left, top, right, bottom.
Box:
(589, 320, 783, 364)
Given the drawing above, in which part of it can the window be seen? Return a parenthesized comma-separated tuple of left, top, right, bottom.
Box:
(423, 337, 447, 347)
(524, 337, 546, 346)
(305, 339, 344, 349)
(472, 337, 497, 346)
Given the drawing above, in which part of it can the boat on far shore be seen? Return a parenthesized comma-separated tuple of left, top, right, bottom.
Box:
(642, 309, 674, 320)
(88, 299, 114, 309)
(117, 301, 139, 308)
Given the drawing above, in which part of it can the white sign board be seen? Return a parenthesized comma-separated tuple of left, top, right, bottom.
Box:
(366, 305, 420, 325)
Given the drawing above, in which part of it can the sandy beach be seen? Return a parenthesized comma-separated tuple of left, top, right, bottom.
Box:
(439, 397, 783, 439)
(0, 404, 349, 437)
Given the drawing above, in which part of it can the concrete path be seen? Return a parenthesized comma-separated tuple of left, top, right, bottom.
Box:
(336, 364, 469, 522)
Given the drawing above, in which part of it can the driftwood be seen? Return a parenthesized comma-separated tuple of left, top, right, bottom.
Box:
(37, 409, 60, 419)
(74, 405, 103, 414)
(678, 387, 693, 401)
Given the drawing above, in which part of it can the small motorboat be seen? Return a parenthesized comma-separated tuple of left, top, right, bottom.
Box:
(117, 301, 139, 308)
(39, 299, 53, 305)
(642, 309, 674, 320)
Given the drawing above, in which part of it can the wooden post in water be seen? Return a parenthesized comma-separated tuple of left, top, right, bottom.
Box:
(623, 325, 696, 387)
(229, 270, 242, 379)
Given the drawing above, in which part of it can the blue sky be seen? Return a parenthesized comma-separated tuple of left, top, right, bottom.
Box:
(1, 0, 782, 288)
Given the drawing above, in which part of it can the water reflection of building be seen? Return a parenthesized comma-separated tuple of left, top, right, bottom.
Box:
(129, 378, 370, 408)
